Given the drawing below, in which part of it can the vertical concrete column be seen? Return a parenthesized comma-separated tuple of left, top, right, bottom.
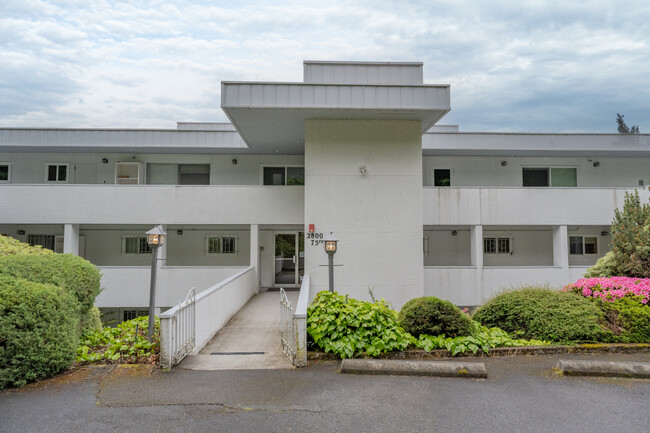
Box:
(553, 225, 569, 269)
(470, 225, 483, 269)
(250, 224, 260, 291)
(63, 224, 80, 255)
(158, 224, 168, 267)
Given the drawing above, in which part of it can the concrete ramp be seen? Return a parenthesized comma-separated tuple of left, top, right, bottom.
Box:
(178, 290, 299, 370)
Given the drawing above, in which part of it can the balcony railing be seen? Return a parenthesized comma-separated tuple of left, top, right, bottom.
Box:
(0, 184, 304, 225)
(423, 186, 649, 226)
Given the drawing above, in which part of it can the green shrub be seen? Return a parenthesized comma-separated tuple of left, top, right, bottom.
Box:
(0, 275, 80, 389)
(598, 297, 650, 343)
(307, 291, 414, 358)
(79, 306, 103, 335)
(0, 235, 53, 256)
(0, 253, 101, 314)
(584, 251, 617, 278)
(398, 296, 472, 338)
(473, 286, 608, 343)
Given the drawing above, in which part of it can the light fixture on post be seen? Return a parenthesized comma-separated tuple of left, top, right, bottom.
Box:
(324, 232, 338, 293)
(146, 225, 166, 340)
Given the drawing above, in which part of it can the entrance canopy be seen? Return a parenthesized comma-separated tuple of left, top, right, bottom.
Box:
(221, 61, 451, 154)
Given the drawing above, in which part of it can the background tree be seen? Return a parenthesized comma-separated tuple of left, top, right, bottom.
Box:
(586, 191, 650, 277)
(616, 113, 640, 134)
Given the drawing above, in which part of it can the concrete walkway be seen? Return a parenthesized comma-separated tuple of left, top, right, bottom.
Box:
(178, 289, 299, 370)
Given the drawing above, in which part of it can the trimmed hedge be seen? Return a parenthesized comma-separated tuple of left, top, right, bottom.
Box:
(0, 275, 80, 389)
(473, 287, 608, 343)
(0, 235, 53, 256)
(0, 253, 101, 314)
(398, 296, 472, 338)
(598, 297, 650, 343)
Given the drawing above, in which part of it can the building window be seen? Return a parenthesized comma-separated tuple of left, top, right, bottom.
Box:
(263, 166, 304, 185)
(121, 235, 152, 255)
(123, 309, 149, 322)
(46, 163, 68, 183)
(423, 235, 429, 256)
(0, 163, 10, 183)
(484, 237, 512, 254)
(147, 163, 210, 185)
(434, 169, 451, 186)
(27, 234, 64, 252)
(522, 167, 577, 187)
(206, 235, 238, 255)
(569, 236, 597, 255)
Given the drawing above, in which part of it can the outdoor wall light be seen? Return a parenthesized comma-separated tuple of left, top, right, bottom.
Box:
(232, 158, 238, 165)
(601, 231, 608, 236)
(500, 161, 507, 167)
(593, 161, 601, 167)
(177, 229, 184, 236)
(360, 165, 367, 175)
(145, 225, 166, 339)
(451, 230, 458, 236)
(102, 158, 109, 164)
(17, 229, 25, 235)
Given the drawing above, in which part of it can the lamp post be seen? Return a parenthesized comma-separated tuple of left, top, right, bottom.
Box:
(146, 225, 166, 340)
(324, 233, 338, 293)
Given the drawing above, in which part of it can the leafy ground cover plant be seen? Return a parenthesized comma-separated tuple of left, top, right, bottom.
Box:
(472, 286, 608, 343)
(307, 291, 414, 359)
(76, 316, 159, 364)
(562, 277, 649, 305)
(416, 321, 547, 356)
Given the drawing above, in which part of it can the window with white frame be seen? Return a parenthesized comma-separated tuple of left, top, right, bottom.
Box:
(27, 234, 64, 253)
(45, 163, 69, 183)
(569, 236, 597, 255)
(262, 166, 304, 185)
(0, 163, 11, 183)
(522, 167, 577, 187)
(121, 235, 152, 255)
(206, 235, 238, 255)
(483, 236, 512, 254)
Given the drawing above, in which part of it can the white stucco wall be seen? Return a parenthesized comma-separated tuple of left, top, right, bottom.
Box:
(304, 119, 424, 308)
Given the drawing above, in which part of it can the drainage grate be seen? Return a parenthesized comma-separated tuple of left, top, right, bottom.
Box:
(210, 352, 265, 355)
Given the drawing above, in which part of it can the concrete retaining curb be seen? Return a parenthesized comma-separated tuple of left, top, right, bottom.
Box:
(340, 359, 487, 378)
(308, 343, 650, 362)
(556, 360, 650, 378)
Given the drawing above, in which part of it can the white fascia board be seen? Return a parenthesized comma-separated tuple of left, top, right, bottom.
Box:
(0, 128, 248, 154)
(423, 132, 650, 157)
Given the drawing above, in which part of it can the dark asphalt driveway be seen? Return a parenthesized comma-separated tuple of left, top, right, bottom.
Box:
(1, 352, 649, 433)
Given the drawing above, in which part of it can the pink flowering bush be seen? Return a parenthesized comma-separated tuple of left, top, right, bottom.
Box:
(563, 277, 650, 342)
(563, 277, 650, 306)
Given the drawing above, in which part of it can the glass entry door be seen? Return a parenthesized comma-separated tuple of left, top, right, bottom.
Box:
(274, 232, 304, 287)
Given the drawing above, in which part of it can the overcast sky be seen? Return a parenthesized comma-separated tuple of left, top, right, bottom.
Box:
(1, 0, 648, 132)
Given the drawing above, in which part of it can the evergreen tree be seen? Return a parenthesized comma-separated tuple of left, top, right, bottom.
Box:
(616, 113, 640, 134)
(610, 191, 650, 277)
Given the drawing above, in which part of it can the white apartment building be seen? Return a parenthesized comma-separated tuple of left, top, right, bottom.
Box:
(1, 60, 649, 321)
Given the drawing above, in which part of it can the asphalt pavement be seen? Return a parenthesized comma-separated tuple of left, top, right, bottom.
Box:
(1, 351, 649, 433)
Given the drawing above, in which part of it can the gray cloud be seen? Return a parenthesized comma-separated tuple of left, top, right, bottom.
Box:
(0, 0, 648, 131)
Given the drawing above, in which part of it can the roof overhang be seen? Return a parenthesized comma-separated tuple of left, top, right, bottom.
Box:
(423, 132, 650, 157)
(221, 81, 450, 153)
(0, 128, 248, 154)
